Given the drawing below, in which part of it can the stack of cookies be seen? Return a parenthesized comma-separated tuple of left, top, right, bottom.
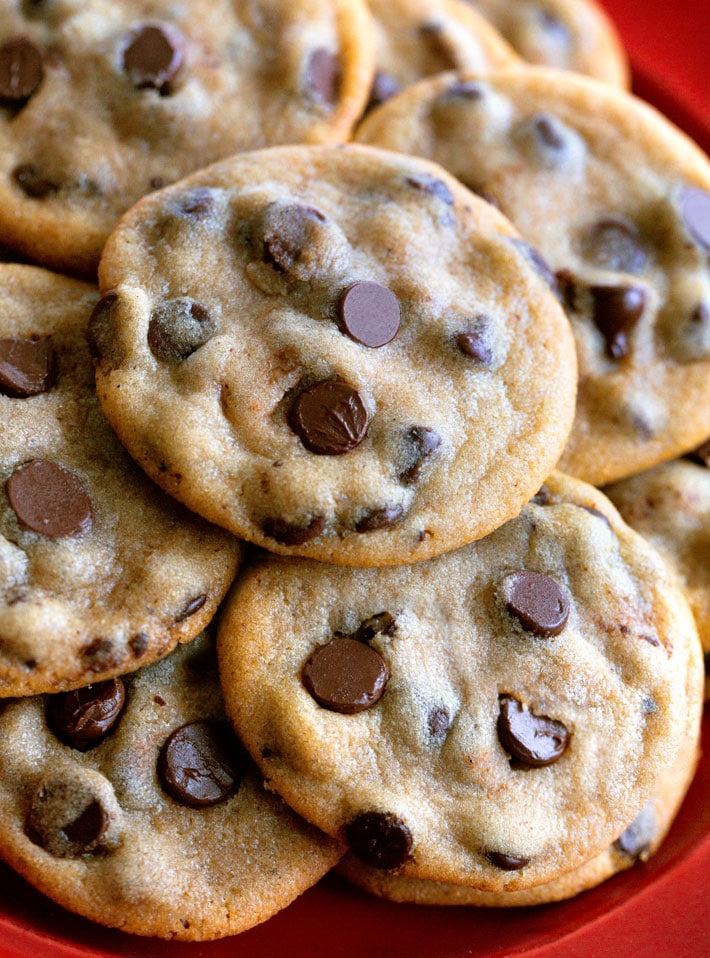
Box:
(0, 0, 706, 943)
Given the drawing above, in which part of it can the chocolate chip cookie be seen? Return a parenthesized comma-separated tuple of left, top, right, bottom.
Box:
(0, 0, 375, 275)
(93, 143, 577, 567)
(356, 68, 710, 484)
(0, 263, 242, 696)
(218, 471, 704, 891)
(605, 442, 710, 697)
(0, 632, 342, 939)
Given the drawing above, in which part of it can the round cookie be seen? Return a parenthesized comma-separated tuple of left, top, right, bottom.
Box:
(0, 632, 342, 940)
(356, 68, 710, 485)
(0, 0, 375, 276)
(93, 143, 577, 567)
(217, 472, 704, 892)
(0, 263, 242, 696)
(604, 443, 710, 697)
(363, 0, 518, 113)
(464, 0, 628, 86)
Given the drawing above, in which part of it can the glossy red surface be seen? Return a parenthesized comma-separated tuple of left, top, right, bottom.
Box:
(1, 2, 708, 955)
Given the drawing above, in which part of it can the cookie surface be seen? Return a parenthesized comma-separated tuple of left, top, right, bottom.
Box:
(0, 0, 374, 275)
(0, 632, 342, 940)
(357, 68, 710, 484)
(94, 143, 576, 567)
(465, 0, 628, 86)
(218, 472, 703, 891)
(0, 264, 242, 696)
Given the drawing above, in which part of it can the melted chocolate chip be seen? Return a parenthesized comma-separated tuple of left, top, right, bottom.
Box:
(306, 48, 340, 106)
(27, 782, 111, 857)
(179, 186, 215, 217)
(48, 679, 126, 751)
(367, 71, 401, 111)
(398, 426, 441, 484)
(0, 336, 55, 397)
(680, 186, 710, 250)
(511, 239, 557, 292)
(175, 594, 207, 622)
(355, 504, 405, 532)
(338, 282, 401, 348)
(262, 513, 327, 545)
(497, 695, 570, 768)
(129, 632, 149, 658)
(13, 163, 57, 198)
(350, 612, 397, 643)
(456, 316, 494, 365)
(148, 299, 216, 361)
(579, 504, 612, 529)
(515, 113, 572, 167)
(486, 851, 530, 871)
(405, 173, 455, 209)
(582, 216, 646, 273)
(345, 811, 413, 870)
(302, 637, 389, 714)
(261, 202, 328, 274)
(502, 571, 570, 637)
(427, 706, 451, 742)
(591, 284, 646, 359)
(613, 801, 656, 860)
(80, 638, 116, 672)
(158, 721, 241, 808)
(0, 36, 44, 103)
(685, 438, 710, 467)
(439, 79, 484, 102)
(288, 380, 369, 455)
(122, 23, 185, 93)
(6, 460, 93, 538)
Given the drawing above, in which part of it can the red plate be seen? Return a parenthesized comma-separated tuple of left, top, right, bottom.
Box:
(1, 2, 708, 955)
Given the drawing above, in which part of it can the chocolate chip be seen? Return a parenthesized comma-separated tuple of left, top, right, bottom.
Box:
(680, 186, 710, 250)
(0, 36, 44, 103)
(531, 485, 553, 505)
(456, 317, 494, 365)
(367, 71, 401, 111)
(128, 632, 148, 658)
(288, 380, 369, 455)
(613, 801, 656, 860)
(178, 186, 215, 217)
(306, 48, 340, 106)
(48, 679, 126, 751)
(350, 612, 397, 643)
(497, 695, 570, 767)
(685, 438, 710, 467)
(0, 336, 55, 397)
(86, 292, 119, 362)
(338, 282, 401, 348)
(579, 504, 612, 529)
(515, 113, 572, 167)
(405, 173, 455, 209)
(438, 79, 484, 102)
(6, 460, 93, 539)
(261, 202, 328, 274)
(355, 504, 405, 532)
(27, 779, 112, 857)
(345, 811, 413, 870)
(262, 513, 327, 545)
(486, 851, 530, 870)
(511, 239, 557, 292)
(582, 216, 646, 273)
(302, 637, 389, 714)
(175, 594, 207, 623)
(158, 721, 241, 808)
(502, 571, 570, 637)
(122, 23, 185, 93)
(591, 284, 646, 359)
(427, 706, 451, 742)
(398, 426, 441, 484)
(419, 21, 458, 69)
(12, 163, 57, 198)
(148, 299, 216, 361)
(80, 638, 116, 672)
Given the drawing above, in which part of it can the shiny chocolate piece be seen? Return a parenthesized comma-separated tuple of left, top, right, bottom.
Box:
(0, 336, 55, 397)
(158, 721, 240, 808)
(262, 202, 328, 274)
(306, 48, 340, 106)
(12, 163, 57, 199)
(148, 298, 216, 361)
(613, 800, 656, 860)
(350, 611, 397, 643)
(497, 695, 570, 767)
(355, 504, 405, 532)
(262, 513, 327, 545)
(345, 810, 413, 870)
(122, 23, 185, 93)
(405, 173, 454, 208)
(591, 284, 646, 359)
(486, 851, 530, 870)
(302, 637, 389, 714)
(680, 186, 710, 250)
(583, 216, 646, 273)
(398, 425, 441, 484)
(338, 281, 401, 348)
(6, 460, 93, 538)
(288, 380, 369, 455)
(502, 570, 570, 637)
(0, 36, 44, 103)
(27, 783, 111, 857)
(175, 594, 207, 622)
(48, 678, 126, 751)
(456, 317, 494, 365)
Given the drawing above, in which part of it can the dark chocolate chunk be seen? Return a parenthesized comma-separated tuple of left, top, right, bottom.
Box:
(345, 811, 413, 870)
(6, 460, 93, 539)
(367, 71, 401, 111)
(262, 513, 327, 545)
(302, 637, 389, 714)
(148, 298, 216, 361)
(398, 425, 441, 484)
(12, 163, 57, 199)
(48, 678, 126, 751)
(350, 612, 397, 643)
(0, 336, 55, 397)
(338, 282, 401, 348)
(502, 570, 570, 637)
(122, 23, 185, 93)
(27, 781, 111, 857)
(0, 36, 44, 103)
(261, 202, 328, 274)
(486, 851, 530, 871)
(427, 706, 451, 742)
(405, 173, 455, 208)
(129, 632, 149, 658)
(175, 594, 207, 623)
(579, 504, 612, 529)
(158, 721, 241, 808)
(439, 79, 484, 102)
(355, 504, 405, 532)
(288, 380, 369, 455)
(497, 695, 570, 767)
(613, 801, 656, 860)
(178, 186, 216, 217)
(306, 48, 340, 106)
(582, 216, 646, 273)
(685, 438, 710, 468)
(515, 113, 571, 166)
(79, 638, 116, 672)
(680, 186, 710, 250)
(591, 284, 646, 359)
(456, 316, 494, 365)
